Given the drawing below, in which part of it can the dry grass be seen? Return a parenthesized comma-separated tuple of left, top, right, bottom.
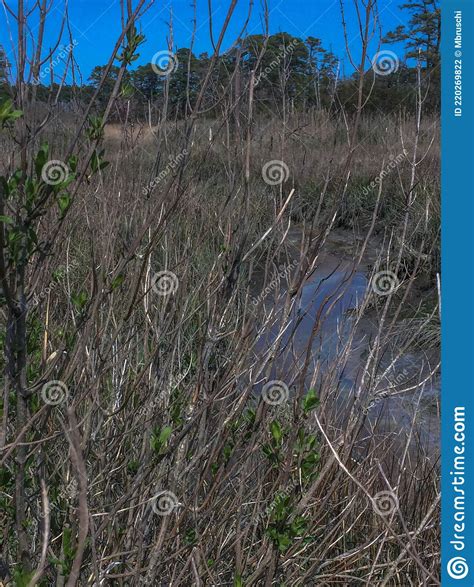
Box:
(0, 103, 440, 585)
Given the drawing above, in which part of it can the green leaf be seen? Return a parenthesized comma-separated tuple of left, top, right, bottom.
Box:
(301, 452, 320, 480)
(34, 143, 49, 178)
(270, 419, 283, 445)
(67, 154, 78, 173)
(302, 388, 319, 414)
(0, 215, 14, 225)
(290, 515, 308, 535)
(223, 443, 233, 462)
(111, 273, 125, 290)
(24, 178, 39, 207)
(71, 291, 88, 311)
(62, 525, 74, 559)
(90, 149, 109, 174)
(0, 98, 23, 127)
(158, 425, 172, 445)
(184, 527, 197, 545)
(86, 117, 105, 141)
(58, 193, 71, 215)
(150, 425, 172, 454)
(12, 569, 35, 587)
(127, 460, 139, 475)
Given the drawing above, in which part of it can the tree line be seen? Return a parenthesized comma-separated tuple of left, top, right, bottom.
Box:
(0, 0, 440, 120)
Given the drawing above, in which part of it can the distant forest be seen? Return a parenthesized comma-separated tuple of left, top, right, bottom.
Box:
(0, 0, 440, 119)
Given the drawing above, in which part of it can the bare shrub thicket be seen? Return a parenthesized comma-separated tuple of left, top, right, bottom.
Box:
(0, 0, 439, 584)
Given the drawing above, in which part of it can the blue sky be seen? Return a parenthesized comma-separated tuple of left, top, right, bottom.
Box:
(0, 0, 409, 83)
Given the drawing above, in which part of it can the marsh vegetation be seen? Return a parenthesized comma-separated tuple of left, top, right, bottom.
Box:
(0, 0, 440, 584)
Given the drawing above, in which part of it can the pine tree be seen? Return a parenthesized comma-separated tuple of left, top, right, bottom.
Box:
(384, 0, 440, 69)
